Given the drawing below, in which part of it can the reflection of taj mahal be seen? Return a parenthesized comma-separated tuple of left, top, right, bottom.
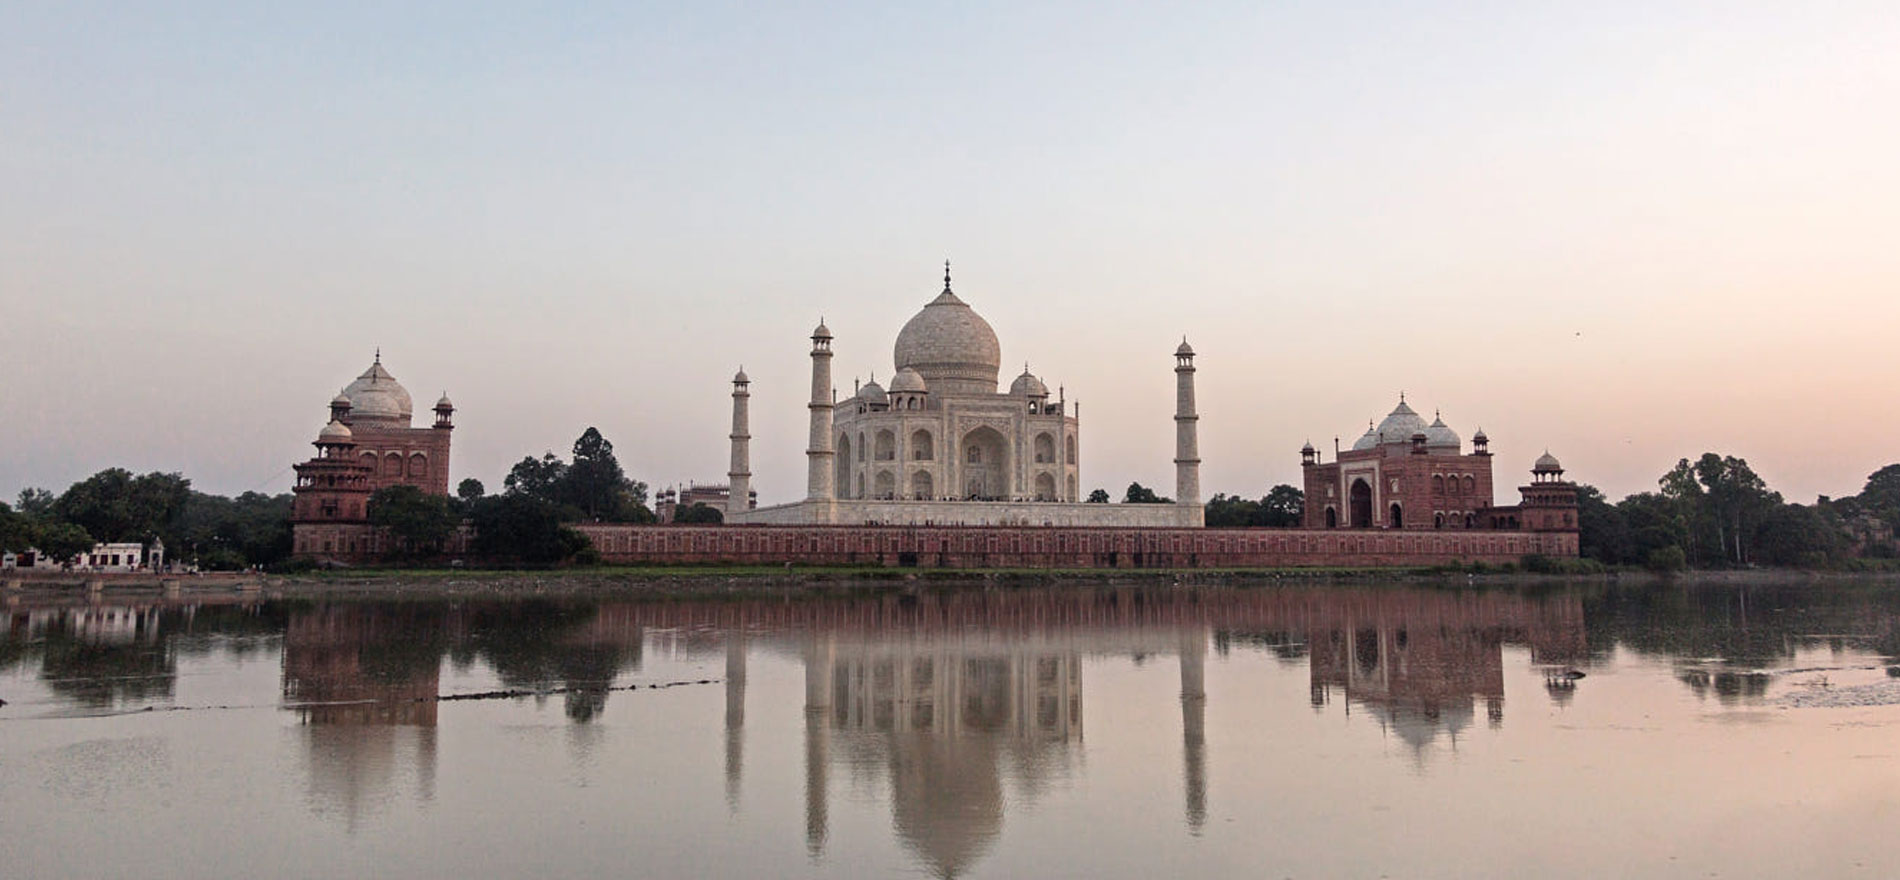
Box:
(727, 264, 1203, 527)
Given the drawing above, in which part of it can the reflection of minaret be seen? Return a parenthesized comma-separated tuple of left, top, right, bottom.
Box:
(724, 632, 746, 810)
(804, 635, 835, 857)
(1180, 626, 1207, 833)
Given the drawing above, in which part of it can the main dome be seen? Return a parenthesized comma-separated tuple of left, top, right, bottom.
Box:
(893, 268, 1001, 396)
(340, 355, 413, 424)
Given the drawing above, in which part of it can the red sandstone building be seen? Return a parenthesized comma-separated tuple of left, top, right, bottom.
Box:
(1301, 396, 1578, 534)
(291, 354, 454, 559)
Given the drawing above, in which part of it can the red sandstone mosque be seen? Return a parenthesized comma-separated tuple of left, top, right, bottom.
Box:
(1300, 396, 1579, 534)
(290, 353, 454, 559)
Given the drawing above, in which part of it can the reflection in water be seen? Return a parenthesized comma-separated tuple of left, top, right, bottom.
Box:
(283, 605, 443, 827)
(13, 580, 1900, 878)
(801, 631, 1087, 877)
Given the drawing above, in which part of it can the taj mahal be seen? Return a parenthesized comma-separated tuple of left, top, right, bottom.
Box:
(725, 264, 1204, 527)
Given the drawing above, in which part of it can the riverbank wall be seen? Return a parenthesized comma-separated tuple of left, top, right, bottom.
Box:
(568, 524, 1577, 569)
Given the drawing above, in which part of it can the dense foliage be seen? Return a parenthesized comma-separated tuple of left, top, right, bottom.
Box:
(1204, 485, 1304, 527)
(503, 427, 655, 523)
(8, 476, 294, 570)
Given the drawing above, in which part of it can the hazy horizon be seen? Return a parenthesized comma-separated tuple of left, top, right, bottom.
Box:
(6, 2, 1897, 507)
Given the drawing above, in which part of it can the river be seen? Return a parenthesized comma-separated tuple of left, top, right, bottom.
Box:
(4, 578, 1899, 878)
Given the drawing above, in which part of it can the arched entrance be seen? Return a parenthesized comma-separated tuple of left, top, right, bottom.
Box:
(1034, 472, 1056, 501)
(1389, 503, 1403, 529)
(1349, 479, 1373, 528)
(959, 426, 1010, 499)
(911, 470, 934, 500)
(1325, 507, 1338, 528)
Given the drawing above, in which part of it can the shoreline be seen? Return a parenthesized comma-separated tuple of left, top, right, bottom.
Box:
(7, 565, 1900, 603)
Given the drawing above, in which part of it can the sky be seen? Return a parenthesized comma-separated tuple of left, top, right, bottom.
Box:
(4, 1, 1898, 507)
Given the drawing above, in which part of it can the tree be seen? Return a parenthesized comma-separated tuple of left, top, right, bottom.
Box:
(174, 491, 293, 568)
(1858, 464, 1900, 529)
(15, 488, 54, 517)
(1261, 485, 1304, 527)
(504, 453, 569, 502)
(469, 495, 590, 565)
(1619, 492, 1688, 565)
(457, 478, 486, 502)
(1123, 482, 1172, 504)
(367, 486, 459, 557)
(35, 521, 95, 567)
(564, 427, 627, 520)
(1692, 453, 1780, 565)
(51, 469, 192, 545)
(1086, 489, 1110, 504)
(1204, 493, 1258, 527)
(1752, 504, 1841, 568)
(1575, 484, 1631, 565)
(672, 503, 724, 524)
(0, 502, 34, 553)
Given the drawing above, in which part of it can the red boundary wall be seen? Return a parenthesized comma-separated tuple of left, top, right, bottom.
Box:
(569, 524, 1577, 569)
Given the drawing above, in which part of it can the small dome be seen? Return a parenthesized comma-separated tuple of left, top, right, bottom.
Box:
(435, 393, 454, 410)
(1351, 423, 1379, 451)
(812, 320, 832, 339)
(318, 419, 353, 441)
(889, 367, 927, 394)
(1534, 451, 1564, 473)
(1473, 427, 1489, 443)
(1425, 413, 1461, 451)
(858, 378, 888, 404)
(732, 368, 749, 384)
(1301, 440, 1316, 454)
(1176, 339, 1195, 357)
(330, 393, 351, 408)
(1375, 398, 1428, 445)
(1010, 368, 1048, 397)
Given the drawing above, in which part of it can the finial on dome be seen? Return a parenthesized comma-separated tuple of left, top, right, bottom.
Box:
(1399, 390, 1406, 403)
(374, 347, 381, 364)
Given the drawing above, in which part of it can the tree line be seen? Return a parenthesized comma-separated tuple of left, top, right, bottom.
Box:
(2, 470, 292, 570)
(1578, 454, 1896, 570)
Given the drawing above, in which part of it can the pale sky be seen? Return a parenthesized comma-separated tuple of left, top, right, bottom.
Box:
(5, 2, 1898, 507)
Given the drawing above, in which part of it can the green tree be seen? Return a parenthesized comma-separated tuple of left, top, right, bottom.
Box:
(51, 469, 192, 545)
(175, 491, 293, 568)
(1086, 489, 1110, 504)
(1575, 484, 1631, 564)
(457, 478, 486, 502)
(367, 485, 459, 557)
(469, 495, 589, 565)
(672, 503, 724, 524)
(1619, 492, 1688, 564)
(35, 521, 95, 566)
(1123, 482, 1172, 504)
(1692, 453, 1780, 565)
(15, 488, 54, 517)
(564, 427, 627, 520)
(504, 453, 568, 502)
(1752, 504, 1842, 568)
(1203, 493, 1258, 527)
(1260, 484, 1304, 527)
(1857, 464, 1900, 529)
(0, 502, 34, 552)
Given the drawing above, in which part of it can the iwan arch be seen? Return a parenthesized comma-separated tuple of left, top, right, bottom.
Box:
(725, 265, 1204, 527)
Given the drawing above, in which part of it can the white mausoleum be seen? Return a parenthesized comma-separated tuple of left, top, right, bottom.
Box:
(726, 265, 1203, 527)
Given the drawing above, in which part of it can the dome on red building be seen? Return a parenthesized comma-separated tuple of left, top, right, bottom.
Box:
(340, 354, 413, 424)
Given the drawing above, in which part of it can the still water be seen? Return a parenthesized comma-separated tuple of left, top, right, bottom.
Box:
(5, 579, 1900, 879)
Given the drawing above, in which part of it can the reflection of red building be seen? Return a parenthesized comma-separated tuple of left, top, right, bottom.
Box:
(291, 354, 455, 562)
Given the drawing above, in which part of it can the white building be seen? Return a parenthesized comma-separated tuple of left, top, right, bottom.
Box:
(727, 265, 1203, 527)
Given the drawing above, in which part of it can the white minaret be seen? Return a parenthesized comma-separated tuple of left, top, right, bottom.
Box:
(1174, 339, 1201, 506)
(806, 321, 835, 501)
(727, 368, 751, 517)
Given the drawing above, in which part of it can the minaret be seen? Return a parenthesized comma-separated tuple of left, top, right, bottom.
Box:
(806, 321, 835, 501)
(1174, 339, 1201, 507)
(728, 368, 751, 517)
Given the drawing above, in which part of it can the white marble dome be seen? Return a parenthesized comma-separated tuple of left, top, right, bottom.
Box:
(1010, 368, 1048, 397)
(318, 419, 353, 441)
(1534, 451, 1564, 473)
(1425, 414, 1461, 451)
(858, 377, 888, 404)
(1351, 423, 1380, 451)
(893, 275, 1001, 393)
(340, 357, 412, 424)
(889, 367, 927, 394)
(1375, 398, 1427, 444)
